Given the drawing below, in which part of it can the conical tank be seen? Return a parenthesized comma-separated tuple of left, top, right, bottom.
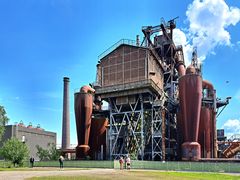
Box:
(74, 86, 95, 159)
(178, 66, 202, 161)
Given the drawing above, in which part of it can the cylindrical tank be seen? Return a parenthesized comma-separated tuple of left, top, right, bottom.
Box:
(179, 65, 202, 161)
(198, 107, 211, 158)
(89, 117, 108, 160)
(74, 86, 95, 159)
(181, 142, 201, 161)
(201, 80, 215, 158)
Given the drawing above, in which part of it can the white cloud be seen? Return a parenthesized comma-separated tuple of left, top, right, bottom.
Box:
(174, 0, 240, 65)
(173, 28, 193, 66)
(222, 119, 240, 138)
(187, 0, 240, 60)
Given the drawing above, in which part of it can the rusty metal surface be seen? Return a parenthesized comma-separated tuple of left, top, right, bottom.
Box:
(178, 66, 202, 161)
(199, 107, 211, 158)
(89, 117, 108, 160)
(74, 86, 94, 159)
(179, 73, 202, 143)
(201, 80, 216, 158)
(182, 142, 201, 161)
(98, 45, 163, 90)
(222, 142, 240, 158)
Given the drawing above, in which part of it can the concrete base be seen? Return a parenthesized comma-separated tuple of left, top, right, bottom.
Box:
(76, 145, 90, 159)
(182, 142, 201, 161)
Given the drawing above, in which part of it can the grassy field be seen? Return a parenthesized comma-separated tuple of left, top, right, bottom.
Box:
(0, 167, 90, 171)
(26, 170, 240, 180)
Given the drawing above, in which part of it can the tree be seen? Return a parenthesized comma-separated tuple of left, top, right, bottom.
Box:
(36, 145, 49, 161)
(0, 105, 9, 141)
(0, 138, 29, 167)
(48, 143, 61, 160)
(36, 143, 60, 161)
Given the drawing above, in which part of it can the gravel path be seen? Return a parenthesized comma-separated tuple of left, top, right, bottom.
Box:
(0, 168, 116, 180)
(0, 168, 239, 180)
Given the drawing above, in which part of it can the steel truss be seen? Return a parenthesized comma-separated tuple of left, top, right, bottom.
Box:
(108, 91, 177, 160)
(152, 104, 165, 160)
(109, 94, 146, 160)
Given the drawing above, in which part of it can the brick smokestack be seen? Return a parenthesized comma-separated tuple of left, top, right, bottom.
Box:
(62, 77, 70, 149)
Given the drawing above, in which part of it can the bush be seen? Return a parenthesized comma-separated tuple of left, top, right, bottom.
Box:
(0, 138, 29, 167)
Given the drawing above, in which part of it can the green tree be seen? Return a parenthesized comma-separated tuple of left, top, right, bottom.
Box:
(36, 143, 60, 160)
(48, 143, 61, 160)
(0, 105, 9, 141)
(0, 138, 29, 167)
(36, 145, 50, 160)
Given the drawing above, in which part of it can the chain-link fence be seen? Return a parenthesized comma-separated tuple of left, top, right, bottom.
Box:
(114, 160, 240, 173)
(0, 160, 239, 173)
(35, 160, 114, 168)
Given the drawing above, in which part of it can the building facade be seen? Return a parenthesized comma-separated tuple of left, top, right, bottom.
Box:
(0, 125, 56, 160)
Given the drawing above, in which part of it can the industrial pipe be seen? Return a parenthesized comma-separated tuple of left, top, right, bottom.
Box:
(80, 86, 95, 94)
(175, 48, 186, 77)
(202, 80, 217, 157)
(202, 80, 214, 98)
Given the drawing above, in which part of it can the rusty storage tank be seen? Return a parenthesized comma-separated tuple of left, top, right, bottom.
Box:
(89, 117, 108, 160)
(74, 86, 95, 159)
(178, 65, 202, 161)
(198, 80, 215, 158)
(198, 107, 211, 158)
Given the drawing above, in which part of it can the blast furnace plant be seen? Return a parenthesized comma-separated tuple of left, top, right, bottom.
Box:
(74, 18, 231, 161)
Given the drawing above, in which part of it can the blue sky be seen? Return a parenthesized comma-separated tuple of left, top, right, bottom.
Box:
(0, 0, 239, 145)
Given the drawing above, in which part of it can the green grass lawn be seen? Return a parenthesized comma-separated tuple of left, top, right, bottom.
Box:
(0, 167, 29, 171)
(0, 167, 90, 171)
(26, 170, 240, 180)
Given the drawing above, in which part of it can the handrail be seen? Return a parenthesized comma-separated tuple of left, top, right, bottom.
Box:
(98, 39, 145, 60)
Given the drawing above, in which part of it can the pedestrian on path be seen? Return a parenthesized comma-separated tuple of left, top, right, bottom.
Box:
(59, 155, 64, 169)
(126, 155, 131, 170)
(119, 156, 124, 170)
(29, 157, 35, 168)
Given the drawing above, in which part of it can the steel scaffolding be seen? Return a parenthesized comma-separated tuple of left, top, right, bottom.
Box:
(109, 94, 146, 160)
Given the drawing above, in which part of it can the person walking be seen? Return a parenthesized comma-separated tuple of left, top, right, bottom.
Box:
(119, 156, 124, 170)
(59, 155, 64, 169)
(126, 155, 131, 170)
(29, 157, 35, 168)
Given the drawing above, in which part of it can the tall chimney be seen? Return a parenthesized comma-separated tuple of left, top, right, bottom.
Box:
(136, 35, 140, 46)
(62, 77, 70, 150)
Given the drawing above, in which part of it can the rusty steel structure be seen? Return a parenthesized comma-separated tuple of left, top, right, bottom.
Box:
(74, 86, 95, 159)
(73, 18, 231, 161)
(218, 134, 240, 158)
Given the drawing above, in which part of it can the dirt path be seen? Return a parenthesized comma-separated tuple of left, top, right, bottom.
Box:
(0, 168, 239, 180)
(0, 168, 117, 180)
